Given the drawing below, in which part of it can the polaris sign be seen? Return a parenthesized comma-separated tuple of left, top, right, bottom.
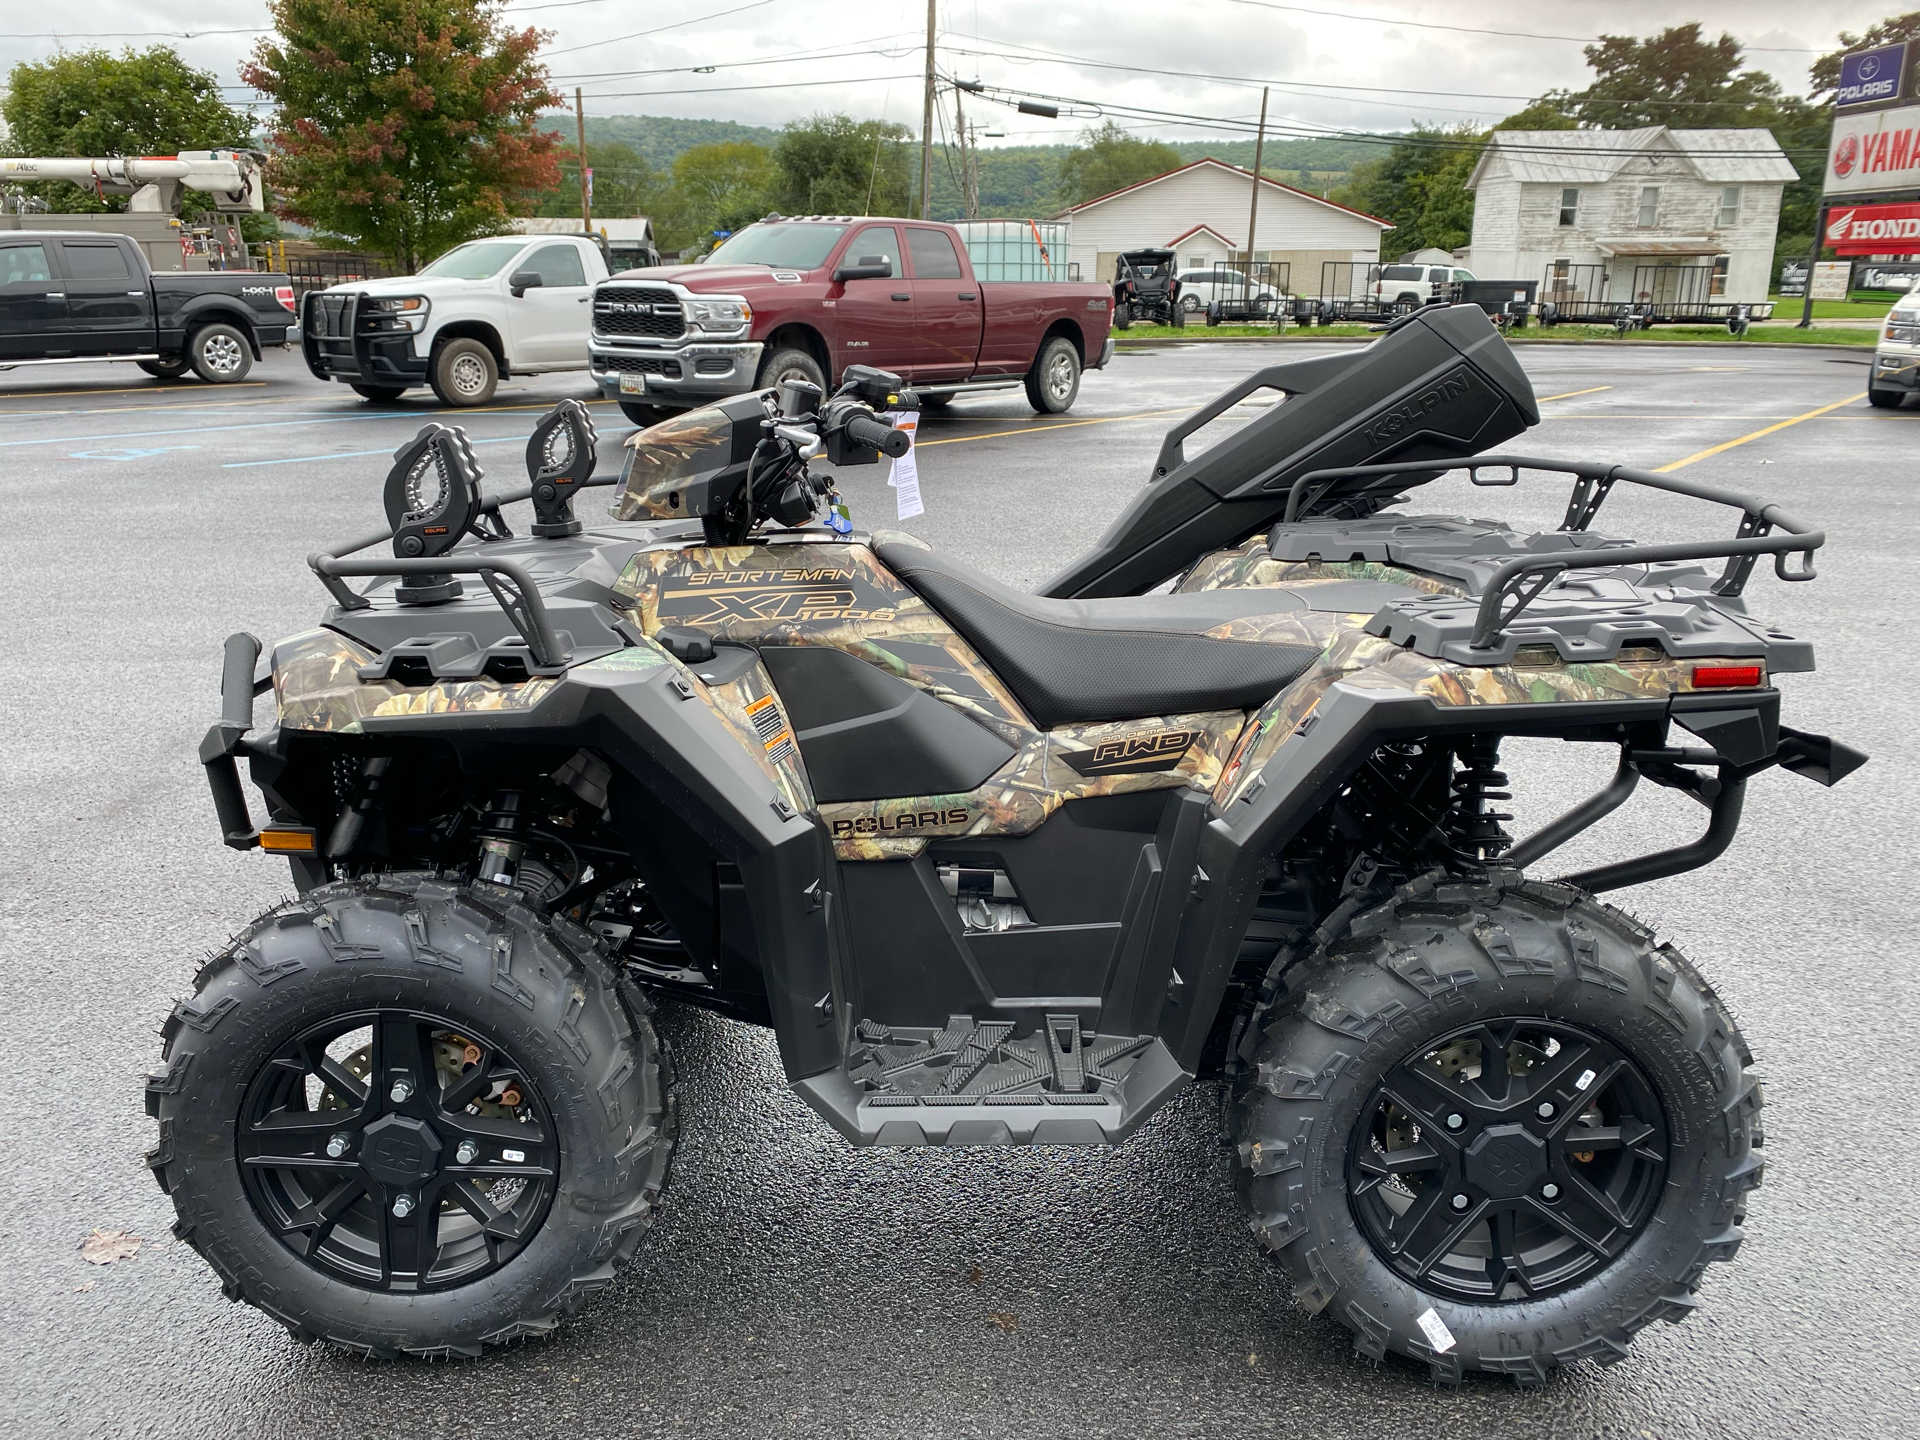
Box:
(1836, 42, 1908, 109)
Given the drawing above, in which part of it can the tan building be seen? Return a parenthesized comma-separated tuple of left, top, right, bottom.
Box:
(1053, 158, 1390, 295)
(1465, 127, 1798, 305)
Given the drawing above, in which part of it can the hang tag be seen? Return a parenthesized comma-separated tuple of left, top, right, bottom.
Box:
(1415, 1307, 1456, 1354)
(884, 410, 923, 520)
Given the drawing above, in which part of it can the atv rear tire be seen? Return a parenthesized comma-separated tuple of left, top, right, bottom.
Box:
(1024, 335, 1081, 414)
(1230, 879, 1761, 1386)
(146, 874, 676, 1358)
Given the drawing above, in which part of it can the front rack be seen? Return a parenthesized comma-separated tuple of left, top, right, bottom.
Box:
(1285, 454, 1824, 649)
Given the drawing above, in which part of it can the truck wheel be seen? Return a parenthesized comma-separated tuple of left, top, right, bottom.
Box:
(1867, 383, 1904, 409)
(189, 323, 254, 383)
(754, 346, 825, 394)
(1230, 880, 1760, 1386)
(916, 393, 954, 414)
(619, 400, 678, 427)
(1024, 335, 1081, 414)
(138, 357, 192, 381)
(350, 384, 408, 403)
(146, 874, 677, 1358)
(430, 338, 498, 406)
(1182, 294, 1201, 313)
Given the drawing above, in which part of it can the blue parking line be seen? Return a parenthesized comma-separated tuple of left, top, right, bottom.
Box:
(223, 424, 638, 468)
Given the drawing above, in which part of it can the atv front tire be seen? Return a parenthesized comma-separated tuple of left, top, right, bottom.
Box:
(147, 874, 676, 1358)
(1231, 880, 1761, 1386)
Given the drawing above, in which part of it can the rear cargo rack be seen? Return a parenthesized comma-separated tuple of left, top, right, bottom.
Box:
(1285, 454, 1823, 649)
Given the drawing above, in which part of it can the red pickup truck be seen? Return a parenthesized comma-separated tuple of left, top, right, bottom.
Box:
(588, 215, 1114, 422)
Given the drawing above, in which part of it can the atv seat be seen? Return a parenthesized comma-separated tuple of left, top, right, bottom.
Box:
(874, 541, 1323, 729)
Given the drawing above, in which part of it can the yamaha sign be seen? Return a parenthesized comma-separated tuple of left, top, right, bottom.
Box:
(1826, 102, 1920, 196)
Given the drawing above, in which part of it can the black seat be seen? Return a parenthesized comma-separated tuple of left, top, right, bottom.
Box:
(875, 541, 1324, 730)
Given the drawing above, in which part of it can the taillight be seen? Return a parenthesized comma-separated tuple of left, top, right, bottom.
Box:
(1692, 664, 1764, 689)
(275, 284, 296, 312)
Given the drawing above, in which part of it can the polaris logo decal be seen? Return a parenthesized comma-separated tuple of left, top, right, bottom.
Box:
(1361, 368, 1475, 445)
(1059, 729, 1196, 776)
(830, 807, 970, 837)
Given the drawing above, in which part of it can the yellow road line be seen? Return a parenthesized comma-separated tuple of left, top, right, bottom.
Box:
(0, 380, 267, 402)
(1655, 393, 1868, 472)
(917, 406, 1192, 447)
(1536, 386, 1612, 401)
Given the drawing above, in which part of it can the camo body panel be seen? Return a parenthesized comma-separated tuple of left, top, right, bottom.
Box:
(273, 629, 559, 734)
(822, 709, 1245, 859)
(613, 541, 1031, 732)
(610, 409, 733, 522)
(1180, 537, 1465, 598)
(1214, 637, 1768, 806)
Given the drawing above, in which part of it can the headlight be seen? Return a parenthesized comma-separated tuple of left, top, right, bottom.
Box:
(1886, 321, 1920, 343)
(365, 296, 430, 332)
(684, 298, 750, 332)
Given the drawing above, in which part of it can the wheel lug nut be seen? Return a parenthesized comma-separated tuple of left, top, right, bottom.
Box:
(1542, 1183, 1561, 1201)
(1450, 1193, 1470, 1211)
(456, 1140, 478, 1165)
(390, 1079, 414, 1104)
(1537, 1102, 1555, 1120)
(1445, 1112, 1464, 1131)
(325, 1134, 349, 1159)
(392, 1194, 415, 1218)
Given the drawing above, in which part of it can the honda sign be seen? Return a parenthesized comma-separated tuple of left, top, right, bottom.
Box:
(1826, 202, 1920, 254)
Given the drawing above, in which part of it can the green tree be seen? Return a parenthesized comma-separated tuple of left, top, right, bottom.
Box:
(1561, 24, 1782, 129)
(1, 47, 250, 214)
(652, 140, 774, 251)
(1811, 11, 1920, 97)
(772, 114, 913, 216)
(1056, 121, 1182, 206)
(242, 0, 561, 269)
(534, 139, 659, 221)
(1331, 126, 1484, 255)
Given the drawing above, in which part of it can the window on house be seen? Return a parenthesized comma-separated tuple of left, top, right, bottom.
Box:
(1718, 186, 1742, 227)
(1637, 186, 1661, 227)
(1558, 188, 1579, 226)
(1711, 254, 1730, 296)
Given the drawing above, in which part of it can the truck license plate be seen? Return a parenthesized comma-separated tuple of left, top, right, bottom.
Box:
(619, 373, 646, 395)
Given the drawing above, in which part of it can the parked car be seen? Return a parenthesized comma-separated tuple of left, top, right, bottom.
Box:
(1869, 277, 1920, 407)
(588, 216, 1115, 419)
(1176, 268, 1280, 314)
(301, 234, 610, 406)
(0, 230, 295, 382)
(1371, 262, 1475, 308)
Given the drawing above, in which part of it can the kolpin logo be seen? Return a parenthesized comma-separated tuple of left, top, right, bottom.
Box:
(1059, 729, 1196, 777)
(830, 807, 969, 837)
(1361, 369, 1473, 446)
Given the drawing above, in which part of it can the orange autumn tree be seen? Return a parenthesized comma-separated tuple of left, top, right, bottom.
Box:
(244, 0, 560, 268)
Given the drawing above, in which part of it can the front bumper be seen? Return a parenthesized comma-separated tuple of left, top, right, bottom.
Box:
(1874, 347, 1920, 391)
(590, 337, 764, 407)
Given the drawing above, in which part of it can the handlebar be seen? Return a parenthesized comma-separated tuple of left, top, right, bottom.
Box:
(846, 412, 909, 458)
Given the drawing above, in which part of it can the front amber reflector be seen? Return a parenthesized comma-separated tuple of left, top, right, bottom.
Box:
(259, 827, 319, 854)
(1692, 664, 1764, 689)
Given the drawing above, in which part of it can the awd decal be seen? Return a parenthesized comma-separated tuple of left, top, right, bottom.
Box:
(743, 694, 797, 765)
(1362, 368, 1474, 446)
(1058, 729, 1196, 776)
(830, 808, 969, 837)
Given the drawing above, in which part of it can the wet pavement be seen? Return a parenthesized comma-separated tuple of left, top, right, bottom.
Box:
(2, 337, 1915, 1438)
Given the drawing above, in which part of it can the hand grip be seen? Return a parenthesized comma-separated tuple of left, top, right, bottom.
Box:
(846, 412, 910, 458)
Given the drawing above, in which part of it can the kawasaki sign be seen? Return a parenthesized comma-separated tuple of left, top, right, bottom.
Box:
(1826, 202, 1920, 254)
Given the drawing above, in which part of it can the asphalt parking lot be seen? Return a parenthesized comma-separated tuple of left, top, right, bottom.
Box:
(2, 336, 1916, 1439)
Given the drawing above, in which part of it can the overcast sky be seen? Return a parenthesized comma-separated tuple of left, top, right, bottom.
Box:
(0, 1, 1905, 146)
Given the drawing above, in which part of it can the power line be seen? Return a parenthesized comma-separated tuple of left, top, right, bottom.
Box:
(575, 73, 919, 101)
(543, 0, 784, 57)
(1218, 1, 1835, 55)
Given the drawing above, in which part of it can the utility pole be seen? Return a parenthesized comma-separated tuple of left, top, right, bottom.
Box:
(575, 88, 592, 236)
(919, 0, 936, 219)
(1244, 86, 1269, 286)
(954, 84, 979, 219)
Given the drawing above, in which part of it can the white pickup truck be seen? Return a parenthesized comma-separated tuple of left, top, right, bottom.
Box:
(301, 233, 608, 405)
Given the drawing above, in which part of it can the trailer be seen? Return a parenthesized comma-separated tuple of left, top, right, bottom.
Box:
(1202, 260, 1289, 326)
(1537, 262, 1775, 331)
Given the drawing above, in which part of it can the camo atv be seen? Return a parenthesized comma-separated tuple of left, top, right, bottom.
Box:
(150, 305, 1862, 1381)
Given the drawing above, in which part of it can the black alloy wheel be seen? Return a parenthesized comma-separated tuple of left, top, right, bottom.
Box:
(1348, 1017, 1667, 1303)
(238, 1007, 559, 1292)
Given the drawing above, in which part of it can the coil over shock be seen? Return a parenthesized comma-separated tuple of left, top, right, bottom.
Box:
(476, 792, 528, 886)
(1444, 736, 1513, 867)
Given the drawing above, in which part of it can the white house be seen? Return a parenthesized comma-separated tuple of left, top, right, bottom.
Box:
(1053, 158, 1391, 295)
(1465, 127, 1797, 306)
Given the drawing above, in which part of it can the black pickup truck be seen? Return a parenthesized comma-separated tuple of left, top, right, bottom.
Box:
(0, 230, 297, 383)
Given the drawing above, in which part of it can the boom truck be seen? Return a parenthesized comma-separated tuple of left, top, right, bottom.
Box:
(0, 151, 294, 383)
